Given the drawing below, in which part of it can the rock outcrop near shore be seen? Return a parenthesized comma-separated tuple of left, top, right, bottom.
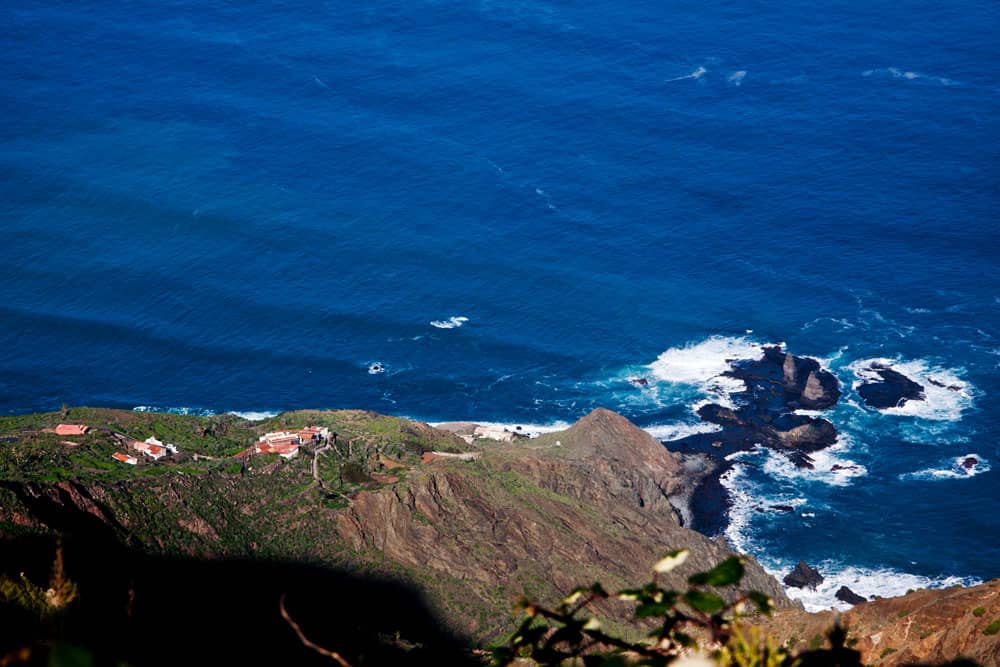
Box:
(784, 560, 824, 589)
(670, 347, 841, 468)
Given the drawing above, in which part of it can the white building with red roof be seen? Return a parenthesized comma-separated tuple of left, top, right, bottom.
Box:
(145, 436, 178, 454)
(132, 440, 167, 460)
(255, 441, 300, 459)
(112, 452, 138, 465)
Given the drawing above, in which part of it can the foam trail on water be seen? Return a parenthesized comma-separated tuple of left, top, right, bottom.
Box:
(848, 358, 974, 421)
(900, 453, 991, 481)
(719, 454, 761, 556)
(665, 66, 707, 82)
(430, 316, 470, 329)
(728, 70, 746, 86)
(862, 67, 958, 86)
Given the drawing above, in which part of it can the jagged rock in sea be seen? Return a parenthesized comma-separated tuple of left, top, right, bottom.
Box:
(783, 560, 824, 589)
(835, 585, 867, 605)
(856, 364, 925, 409)
(961, 456, 979, 470)
(773, 349, 841, 409)
(669, 347, 840, 469)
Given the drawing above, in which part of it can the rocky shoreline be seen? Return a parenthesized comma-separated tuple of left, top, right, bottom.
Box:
(657, 346, 844, 534)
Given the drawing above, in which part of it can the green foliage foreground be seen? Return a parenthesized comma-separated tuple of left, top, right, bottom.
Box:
(492, 548, 864, 667)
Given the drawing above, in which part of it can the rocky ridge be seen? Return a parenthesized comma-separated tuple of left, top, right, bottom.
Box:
(751, 580, 1000, 666)
(0, 407, 792, 647)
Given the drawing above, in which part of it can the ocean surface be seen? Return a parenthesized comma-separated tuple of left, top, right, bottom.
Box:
(2, 0, 998, 610)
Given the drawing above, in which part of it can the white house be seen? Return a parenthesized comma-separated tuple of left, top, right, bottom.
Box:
(146, 436, 179, 454)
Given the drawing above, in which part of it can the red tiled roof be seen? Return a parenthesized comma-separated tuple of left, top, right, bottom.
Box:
(256, 442, 300, 456)
(133, 442, 166, 456)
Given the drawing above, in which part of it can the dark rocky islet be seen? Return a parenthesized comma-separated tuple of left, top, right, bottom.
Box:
(855, 364, 925, 409)
(784, 560, 824, 589)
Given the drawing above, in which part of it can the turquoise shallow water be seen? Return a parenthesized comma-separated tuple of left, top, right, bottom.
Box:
(2, 0, 998, 608)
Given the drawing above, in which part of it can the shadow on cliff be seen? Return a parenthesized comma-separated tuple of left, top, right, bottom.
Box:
(0, 485, 478, 666)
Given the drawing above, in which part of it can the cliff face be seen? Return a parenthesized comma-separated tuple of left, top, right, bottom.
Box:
(334, 408, 793, 640)
(751, 582, 1000, 666)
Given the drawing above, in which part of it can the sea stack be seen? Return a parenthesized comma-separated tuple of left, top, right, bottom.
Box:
(783, 561, 824, 589)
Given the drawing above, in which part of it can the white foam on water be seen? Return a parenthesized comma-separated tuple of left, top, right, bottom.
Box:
(727, 70, 746, 85)
(367, 361, 387, 375)
(779, 562, 979, 612)
(133, 405, 215, 416)
(899, 453, 991, 481)
(862, 67, 958, 86)
(428, 420, 572, 439)
(760, 435, 868, 487)
(644, 421, 723, 442)
(648, 336, 769, 384)
(665, 65, 707, 82)
(719, 460, 757, 556)
(430, 316, 469, 329)
(848, 357, 974, 421)
(647, 336, 774, 409)
(720, 451, 810, 554)
(228, 410, 280, 421)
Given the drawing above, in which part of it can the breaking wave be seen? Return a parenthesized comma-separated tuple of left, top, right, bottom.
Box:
(647, 335, 773, 408)
(228, 410, 280, 421)
(781, 562, 979, 612)
(430, 316, 469, 329)
(645, 421, 723, 442)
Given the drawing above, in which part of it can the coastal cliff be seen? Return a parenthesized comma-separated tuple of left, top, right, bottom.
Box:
(0, 407, 992, 665)
(0, 407, 791, 646)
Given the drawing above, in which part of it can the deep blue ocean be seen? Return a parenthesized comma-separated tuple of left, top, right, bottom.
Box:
(2, 0, 998, 609)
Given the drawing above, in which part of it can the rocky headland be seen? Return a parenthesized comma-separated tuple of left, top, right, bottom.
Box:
(0, 406, 993, 666)
(0, 406, 791, 662)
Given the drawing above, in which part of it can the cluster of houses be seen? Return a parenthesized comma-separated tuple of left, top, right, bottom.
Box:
(112, 436, 180, 466)
(235, 426, 330, 461)
(53, 422, 330, 467)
